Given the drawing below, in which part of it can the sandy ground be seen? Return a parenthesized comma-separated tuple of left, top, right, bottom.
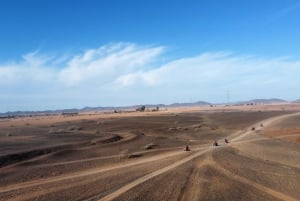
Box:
(0, 104, 299, 201)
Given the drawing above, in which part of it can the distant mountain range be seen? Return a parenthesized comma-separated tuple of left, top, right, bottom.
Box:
(0, 98, 298, 116)
(237, 98, 288, 105)
(292, 99, 300, 103)
(169, 101, 211, 107)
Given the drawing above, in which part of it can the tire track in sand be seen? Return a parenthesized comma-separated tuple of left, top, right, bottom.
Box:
(37, 144, 209, 168)
(97, 149, 210, 201)
(230, 112, 300, 142)
(96, 112, 300, 201)
(0, 148, 204, 194)
(209, 159, 299, 201)
(3, 112, 300, 200)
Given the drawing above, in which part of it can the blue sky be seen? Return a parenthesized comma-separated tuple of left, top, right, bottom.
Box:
(0, 0, 300, 112)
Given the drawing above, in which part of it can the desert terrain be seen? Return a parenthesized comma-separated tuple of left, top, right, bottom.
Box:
(0, 104, 300, 201)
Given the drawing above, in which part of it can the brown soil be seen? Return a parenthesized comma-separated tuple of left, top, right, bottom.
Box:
(0, 107, 299, 201)
(264, 114, 300, 143)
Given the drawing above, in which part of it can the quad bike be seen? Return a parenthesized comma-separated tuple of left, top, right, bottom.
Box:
(213, 141, 219, 146)
(184, 145, 191, 151)
(224, 138, 229, 143)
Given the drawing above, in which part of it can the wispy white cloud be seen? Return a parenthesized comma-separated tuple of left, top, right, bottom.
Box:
(115, 52, 300, 90)
(0, 42, 300, 111)
(58, 42, 164, 87)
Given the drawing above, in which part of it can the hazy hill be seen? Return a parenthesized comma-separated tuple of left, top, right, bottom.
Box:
(169, 101, 211, 107)
(1, 98, 295, 116)
(238, 98, 288, 105)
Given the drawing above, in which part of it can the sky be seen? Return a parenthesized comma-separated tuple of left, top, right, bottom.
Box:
(0, 0, 300, 112)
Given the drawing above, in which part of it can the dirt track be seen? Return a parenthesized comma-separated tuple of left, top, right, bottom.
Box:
(99, 112, 300, 201)
(0, 108, 299, 201)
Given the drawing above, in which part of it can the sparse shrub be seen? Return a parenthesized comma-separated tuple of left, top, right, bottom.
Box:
(56, 129, 65, 133)
(145, 143, 154, 150)
(127, 153, 142, 158)
(68, 125, 82, 131)
(68, 126, 76, 131)
(192, 124, 202, 129)
(168, 127, 177, 131)
(136, 105, 146, 112)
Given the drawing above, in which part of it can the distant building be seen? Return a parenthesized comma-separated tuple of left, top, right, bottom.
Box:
(0, 115, 15, 119)
(62, 112, 78, 116)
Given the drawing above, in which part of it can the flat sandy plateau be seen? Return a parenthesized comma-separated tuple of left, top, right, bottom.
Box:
(0, 104, 300, 201)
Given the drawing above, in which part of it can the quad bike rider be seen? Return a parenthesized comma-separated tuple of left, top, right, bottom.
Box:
(184, 145, 191, 151)
(224, 138, 229, 143)
(213, 140, 218, 146)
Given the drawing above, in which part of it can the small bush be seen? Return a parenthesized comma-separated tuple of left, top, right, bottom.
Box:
(145, 143, 154, 150)
(128, 153, 142, 158)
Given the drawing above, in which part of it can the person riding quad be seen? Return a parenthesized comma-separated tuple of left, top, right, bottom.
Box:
(224, 138, 229, 143)
(213, 140, 218, 146)
(184, 145, 191, 151)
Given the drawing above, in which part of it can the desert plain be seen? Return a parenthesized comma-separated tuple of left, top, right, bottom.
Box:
(0, 104, 300, 201)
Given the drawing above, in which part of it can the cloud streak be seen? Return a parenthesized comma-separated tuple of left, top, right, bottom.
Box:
(0, 42, 300, 112)
(58, 43, 164, 87)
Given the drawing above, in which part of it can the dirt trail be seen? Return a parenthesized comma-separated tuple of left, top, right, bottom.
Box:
(1, 144, 208, 172)
(205, 152, 297, 201)
(272, 133, 300, 138)
(98, 149, 211, 201)
(96, 112, 300, 201)
(0, 148, 201, 194)
(210, 160, 298, 201)
(232, 133, 300, 146)
(231, 112, 300, 142)
(32, 146, 185, 168)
